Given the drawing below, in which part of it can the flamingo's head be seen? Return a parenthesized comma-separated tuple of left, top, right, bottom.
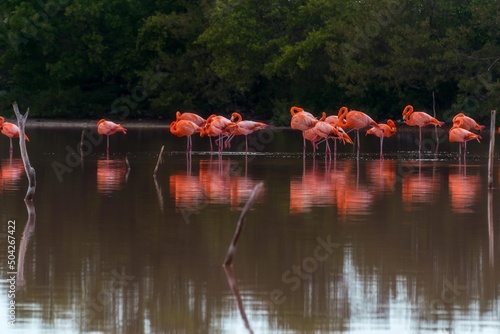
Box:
(231, 112, 242, 122)
(402, 105, 413, 120)
(290, 106, 304, 116)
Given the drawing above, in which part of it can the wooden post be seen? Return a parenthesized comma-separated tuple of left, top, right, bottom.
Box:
(488, 110, 496, 188)
(12, 102, 36, 200)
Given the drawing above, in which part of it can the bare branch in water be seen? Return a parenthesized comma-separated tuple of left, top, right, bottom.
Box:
(153, 145, 165, 177)
(223, 182, 263, 267)
(12, 102, 36, 201)
(223, 266, 254, 333)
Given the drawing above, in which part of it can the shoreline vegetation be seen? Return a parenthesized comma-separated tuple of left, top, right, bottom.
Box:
(1, 1, 498, 124)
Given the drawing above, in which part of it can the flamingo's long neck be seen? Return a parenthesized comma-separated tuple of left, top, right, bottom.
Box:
(337, 107, 348, 125)
(290, 106, 302, 116)
(403, 105, 413, 120)
(232, 113, 242, 122)
(170, 121, 180, 135)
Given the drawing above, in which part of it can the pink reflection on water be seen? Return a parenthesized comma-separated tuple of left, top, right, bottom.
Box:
(290, 160, 335, 213)
(366, 160, 397, 195)
(169, 173, 206, 210)
(97, 158, 129, 194)
(333, 161, 373, 219)
(170, 159, 264, 211)
(401, 163, 440, 211)
(0, 157, 24, 192)
(289, 160, 374, 218)
(448, 169, 480, 214)
(198, 159, 231, 205)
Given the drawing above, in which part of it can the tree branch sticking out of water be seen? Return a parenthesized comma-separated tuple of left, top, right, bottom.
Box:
(12, 102, 36, 201)
(153, 145, 165, 177)
(488, 110, 496, 189)
(223, 182, 263, 267)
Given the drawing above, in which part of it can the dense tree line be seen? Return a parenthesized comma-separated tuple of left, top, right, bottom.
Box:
(0, 0, 498, 124)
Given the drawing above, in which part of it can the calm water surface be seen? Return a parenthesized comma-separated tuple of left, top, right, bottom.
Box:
(1, 124, 499, 333)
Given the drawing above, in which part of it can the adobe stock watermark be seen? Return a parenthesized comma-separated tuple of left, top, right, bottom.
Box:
(267, 235, 340, 307)
(429, 277, 467, 310)
(7, 0, 71, 53)
(228, 127, 275, 176)
(110, 64, 166, 120)
(78, 269, 135, 327)
(177, 127, 275, 224)
(454, 70, 497, 117)
(51, 128, 103, 182)
(342, 0, 407, 58)
(178, 190, 210, 225)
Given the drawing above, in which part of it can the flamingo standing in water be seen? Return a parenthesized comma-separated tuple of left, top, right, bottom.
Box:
(170, 119, 203, 153)
(97, 119, 127, 152)
(225, 112, 268, 152)
(324, 113, 353, 157)
(452, 113, 485, 155)
(303, 128, 322, 154)
(290, 106, 319, 153)
(402, 105, 444, 154)
(201, 114, 233, 152)
(449, 118, 481, 160)
(452, 113, 485, 132)
(366, 119, 397, 159)
(176, 111, 206, 126)
(310, 112, 353, 156)
(337, 106, 379, 156)
(0, 116, 30, 152)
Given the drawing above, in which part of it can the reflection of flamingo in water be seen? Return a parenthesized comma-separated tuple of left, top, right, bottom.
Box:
(333, 161, 373, 219)
(198, 159, 264, 208)
(97, 158, 130, 194)
(169, 173, 206, 212)
(290, 159, 336, 213)
(366, 119, 397, 159)
(366, 160, 396, 194)
(401, 163, 440, 211)
(449, 171, 480, 214)
(0, 116, 30, 152)
(402, 105, 444, 154)
(0, 158, 24, 192)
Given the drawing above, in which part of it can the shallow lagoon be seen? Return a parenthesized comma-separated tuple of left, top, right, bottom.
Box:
(0, 123, 499, 333)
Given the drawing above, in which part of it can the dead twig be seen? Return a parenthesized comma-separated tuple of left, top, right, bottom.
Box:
(223, 266, 254, 333)
(12, 102, 36, 201)
(153, 145, 165, 177)
(223, 182, 263, 266)
(488, 110, 496, 188)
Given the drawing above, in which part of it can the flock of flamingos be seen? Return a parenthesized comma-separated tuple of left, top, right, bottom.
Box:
(0, 104, 495, 159)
